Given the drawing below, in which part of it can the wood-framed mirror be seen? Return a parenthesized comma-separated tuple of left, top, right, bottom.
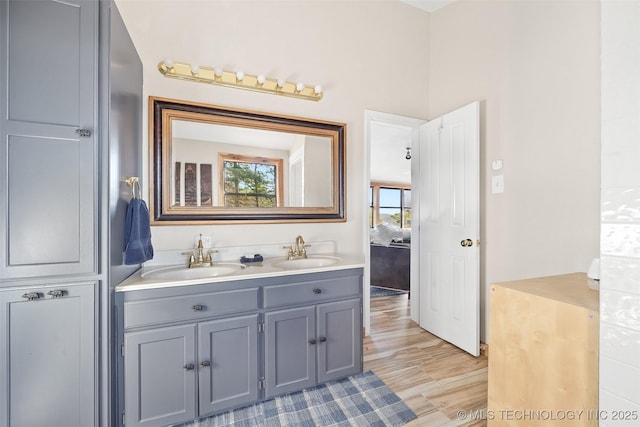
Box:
(149, 97, 346, 224)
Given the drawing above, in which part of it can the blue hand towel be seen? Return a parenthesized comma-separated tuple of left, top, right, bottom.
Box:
(124, 198, 154, 265)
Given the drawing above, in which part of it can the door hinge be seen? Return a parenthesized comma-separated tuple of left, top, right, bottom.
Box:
(122, 413, 125, 425)
(121, 344, 125, 357)
(259, 378, 265, 389)
(258, 321, 265, 333)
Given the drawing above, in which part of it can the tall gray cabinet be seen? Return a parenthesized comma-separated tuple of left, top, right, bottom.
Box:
(0, 0, 142, 426)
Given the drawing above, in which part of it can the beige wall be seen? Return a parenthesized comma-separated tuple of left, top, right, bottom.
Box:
(115, 0, 430, 255)
(116, 0, 601, 343)
(428, 0, 601, 341)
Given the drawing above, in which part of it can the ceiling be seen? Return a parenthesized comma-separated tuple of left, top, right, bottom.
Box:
(399, 0, 457, 13)
(370, 121, 413, 185)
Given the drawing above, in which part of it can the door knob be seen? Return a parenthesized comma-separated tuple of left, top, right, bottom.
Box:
(200, 361, 211, 368)
(184, 363, 195, 371)
(460, 239, 473, 247)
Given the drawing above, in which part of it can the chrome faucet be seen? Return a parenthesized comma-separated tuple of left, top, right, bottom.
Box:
(284, 235, 310, 260)
(182, 234, 217, 268)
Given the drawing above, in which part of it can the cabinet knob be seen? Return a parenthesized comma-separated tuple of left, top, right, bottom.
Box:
(75, 128, 92, 137)
(308, 339, 317, 345)
(47, 290, 65, 298)
(192, 304, 205, 312)
(21, 292, 42, 301)
(318, 337, 327, 343)
(200, 361, 211, 368)
(313, 288, 322, 294)
(184, 363, 195, 371)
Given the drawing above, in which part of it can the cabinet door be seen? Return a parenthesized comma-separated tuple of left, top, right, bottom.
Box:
(265, 306, 316, 399)
(124, 325, 196, 427)
(0, 283, 95, 427)
(0, 0, 97, 280)
(317, 298, 362, 383)
(198, 314, 259, 415)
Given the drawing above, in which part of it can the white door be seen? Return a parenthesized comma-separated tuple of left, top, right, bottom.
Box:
(417, 102, 480, 356)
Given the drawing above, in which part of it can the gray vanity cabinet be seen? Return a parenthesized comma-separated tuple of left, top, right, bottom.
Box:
(118, 268, 362, 427)
(264, 306, 317, 397)
(198, 314, 259, 414)
(0, 283, 95, 427)
(316, 298, 362, 383)
(124, 315, 260, 427)
(121, 286, 261, 427)
(124, 324, 197, 427)
(263, 275, 362, 399)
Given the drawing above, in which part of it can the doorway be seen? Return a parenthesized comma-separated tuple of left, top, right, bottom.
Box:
(363, 111, 424, 334)
(364, 104, 480, 357)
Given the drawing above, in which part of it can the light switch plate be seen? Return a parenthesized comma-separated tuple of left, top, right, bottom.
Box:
(492, 159, 503, 171)
(492, 175, 504, 194)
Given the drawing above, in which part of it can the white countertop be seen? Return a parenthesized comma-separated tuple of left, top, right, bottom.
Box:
(115, 254, 364, 292)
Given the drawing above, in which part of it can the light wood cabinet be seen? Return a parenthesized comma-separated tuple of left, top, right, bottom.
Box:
(488, 273, 599, 427)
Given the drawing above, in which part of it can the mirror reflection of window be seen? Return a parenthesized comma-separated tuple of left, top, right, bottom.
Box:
(219, 153, 283, 208)
(222, 158, 278, 207)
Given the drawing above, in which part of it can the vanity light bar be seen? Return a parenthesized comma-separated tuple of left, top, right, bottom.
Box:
(158, 59, 323, 102)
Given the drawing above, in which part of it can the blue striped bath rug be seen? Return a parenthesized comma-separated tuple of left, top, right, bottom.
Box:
(177, 370, 416, 427)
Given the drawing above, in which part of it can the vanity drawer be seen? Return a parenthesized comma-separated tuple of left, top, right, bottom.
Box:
(263, 276, 360, 308)
(124, 287, 259, 329)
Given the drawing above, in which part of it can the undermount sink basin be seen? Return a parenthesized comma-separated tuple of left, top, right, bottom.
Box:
(271, 256, 341, 270)
(141, 263, 245, 281)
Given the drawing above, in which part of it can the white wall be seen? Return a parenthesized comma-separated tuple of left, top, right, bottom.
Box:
(115, 0, 430, 254)
(428, 0, 601, 342)
(600, 2, 640, 423)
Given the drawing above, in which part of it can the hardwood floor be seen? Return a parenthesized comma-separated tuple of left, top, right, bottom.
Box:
(364, 295, 488, 426)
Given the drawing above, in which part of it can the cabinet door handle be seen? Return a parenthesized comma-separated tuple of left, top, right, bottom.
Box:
(47, 290, 66, 298)
(184, 363, 195, 371)
(200, 361, 211, 368)
(308, 339, 317, 345)
(75, 128, 92, 137)
(318, 337, 327, 343)
(192, 304, 205, 312)
(313, 288, 322, 294)
(21, 292, 42, 301)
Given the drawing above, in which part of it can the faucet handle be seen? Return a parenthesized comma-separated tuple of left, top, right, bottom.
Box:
(204, 249, 218, 263)
(182, 251, 196, 267)
(283, 245, 294, 259)
(301, 243, 311, 256)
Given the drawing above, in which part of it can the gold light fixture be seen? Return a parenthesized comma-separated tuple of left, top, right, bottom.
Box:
(158, 59, 323, 101)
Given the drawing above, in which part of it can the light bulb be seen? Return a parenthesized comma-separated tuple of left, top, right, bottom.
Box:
(295, 82, 305, 92)
(214, 68, 223, 78)
(190, 64, 200, 75)
(236, 71, 245, 81)
(163, 58, 174, 69)
(257, 74, 266, 85)
(277, 79, 285, 89)
(313, 85, 322, 95)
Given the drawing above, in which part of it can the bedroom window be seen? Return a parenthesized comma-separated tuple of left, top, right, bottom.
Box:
(369, 182, 411, 228)
(220, 153, 283, 207)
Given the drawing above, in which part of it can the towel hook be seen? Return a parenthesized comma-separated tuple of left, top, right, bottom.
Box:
(123, 176, 141, 199)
